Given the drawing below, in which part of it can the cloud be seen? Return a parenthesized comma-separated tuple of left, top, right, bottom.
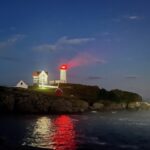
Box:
(0, 55, 39, 64)
(112, 15, 142, 23)
(34, 36, 95, 51)
(125, 75, 138, 79)
(66, 52, 106, 69)
(0, 34, 25, 49)
(127, 16, 141, 20)
(87, 76, 103, 80)
(101, 32, 111, 36)
(0, 56, 21, 62)
(125, 15, 143, 21)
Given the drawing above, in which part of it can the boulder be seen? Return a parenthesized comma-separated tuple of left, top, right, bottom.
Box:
(92, 102, 104, 110)
(50, 99, 89, 113)
(104, 103, 127, 110)
(50, 99, 73, 113)
(71, 99, 89, 112)
(99, 100, 127, 110)
(127, 102, 141, 109)
(140, 102, 150, 110)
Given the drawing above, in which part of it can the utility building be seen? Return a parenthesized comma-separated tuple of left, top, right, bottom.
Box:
(16, 80, 28, 89)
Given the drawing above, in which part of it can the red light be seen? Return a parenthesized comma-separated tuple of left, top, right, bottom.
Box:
(60, 64, 67, 70)
(52, 115, 76, 150)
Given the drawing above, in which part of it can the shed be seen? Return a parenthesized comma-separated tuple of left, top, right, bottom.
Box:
(16, 80, 28, 89)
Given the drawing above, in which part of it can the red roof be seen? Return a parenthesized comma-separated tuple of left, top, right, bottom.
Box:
(32, 71, 48, 76)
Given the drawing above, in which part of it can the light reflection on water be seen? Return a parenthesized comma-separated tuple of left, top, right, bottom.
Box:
(23, 115, 76, 150)
(2, 111, 150, 149)
(53, 115, 76, 150)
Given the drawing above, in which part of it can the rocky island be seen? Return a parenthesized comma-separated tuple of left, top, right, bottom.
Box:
(0, 83, 149, 114)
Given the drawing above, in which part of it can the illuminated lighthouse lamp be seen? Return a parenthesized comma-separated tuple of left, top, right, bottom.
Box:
(60, 64, 68, 70)
(60, 64, 67, 83)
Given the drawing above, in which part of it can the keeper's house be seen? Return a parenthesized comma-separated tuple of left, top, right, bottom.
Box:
(32, 71, 48, 85)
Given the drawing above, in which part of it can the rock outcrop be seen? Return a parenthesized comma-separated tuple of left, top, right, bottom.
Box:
(92, 102, 104, 110)
(127, 101, 150, 110)
(98, 89, 142, 103)
(50, 98, 88, 113)
(0, 86, 89, 114)
(59, 83, 100, 103)
(0, 84, 146, 114)
(127, 102, 141, 109)
(91, 101, 127, 111)
(103, 102, 127, 110)
(140, 102, 150, 110)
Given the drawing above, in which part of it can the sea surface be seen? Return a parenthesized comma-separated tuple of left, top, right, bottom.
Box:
(1, 111, 150, 150)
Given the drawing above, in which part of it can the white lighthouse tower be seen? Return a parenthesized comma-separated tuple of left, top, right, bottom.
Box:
(60, 64, 67, 83)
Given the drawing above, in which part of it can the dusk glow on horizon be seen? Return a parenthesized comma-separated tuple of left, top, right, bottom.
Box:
(0, 0, 150, 98)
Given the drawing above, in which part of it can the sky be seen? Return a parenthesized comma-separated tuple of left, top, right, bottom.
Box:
(0, 0, 150, 99)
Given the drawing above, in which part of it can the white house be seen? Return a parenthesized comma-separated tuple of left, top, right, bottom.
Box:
(16, 80, 28, 89)
(32, 70, 48, 85)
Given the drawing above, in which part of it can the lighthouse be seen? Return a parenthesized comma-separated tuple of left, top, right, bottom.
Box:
(60, 64, 67, 83)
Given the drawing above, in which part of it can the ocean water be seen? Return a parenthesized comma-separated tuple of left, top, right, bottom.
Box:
(1, 111, 150, 150)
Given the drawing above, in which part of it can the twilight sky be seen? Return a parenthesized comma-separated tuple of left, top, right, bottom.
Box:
(0, 0, 150, 99)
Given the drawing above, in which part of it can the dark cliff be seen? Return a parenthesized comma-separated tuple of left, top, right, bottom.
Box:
(0, 84, 143, 114)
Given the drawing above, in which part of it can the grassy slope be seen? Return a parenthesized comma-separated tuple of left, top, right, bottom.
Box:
(19, 83, 143, 104)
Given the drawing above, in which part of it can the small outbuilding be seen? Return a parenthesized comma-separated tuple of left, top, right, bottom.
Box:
(16, 80, 28, 89)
